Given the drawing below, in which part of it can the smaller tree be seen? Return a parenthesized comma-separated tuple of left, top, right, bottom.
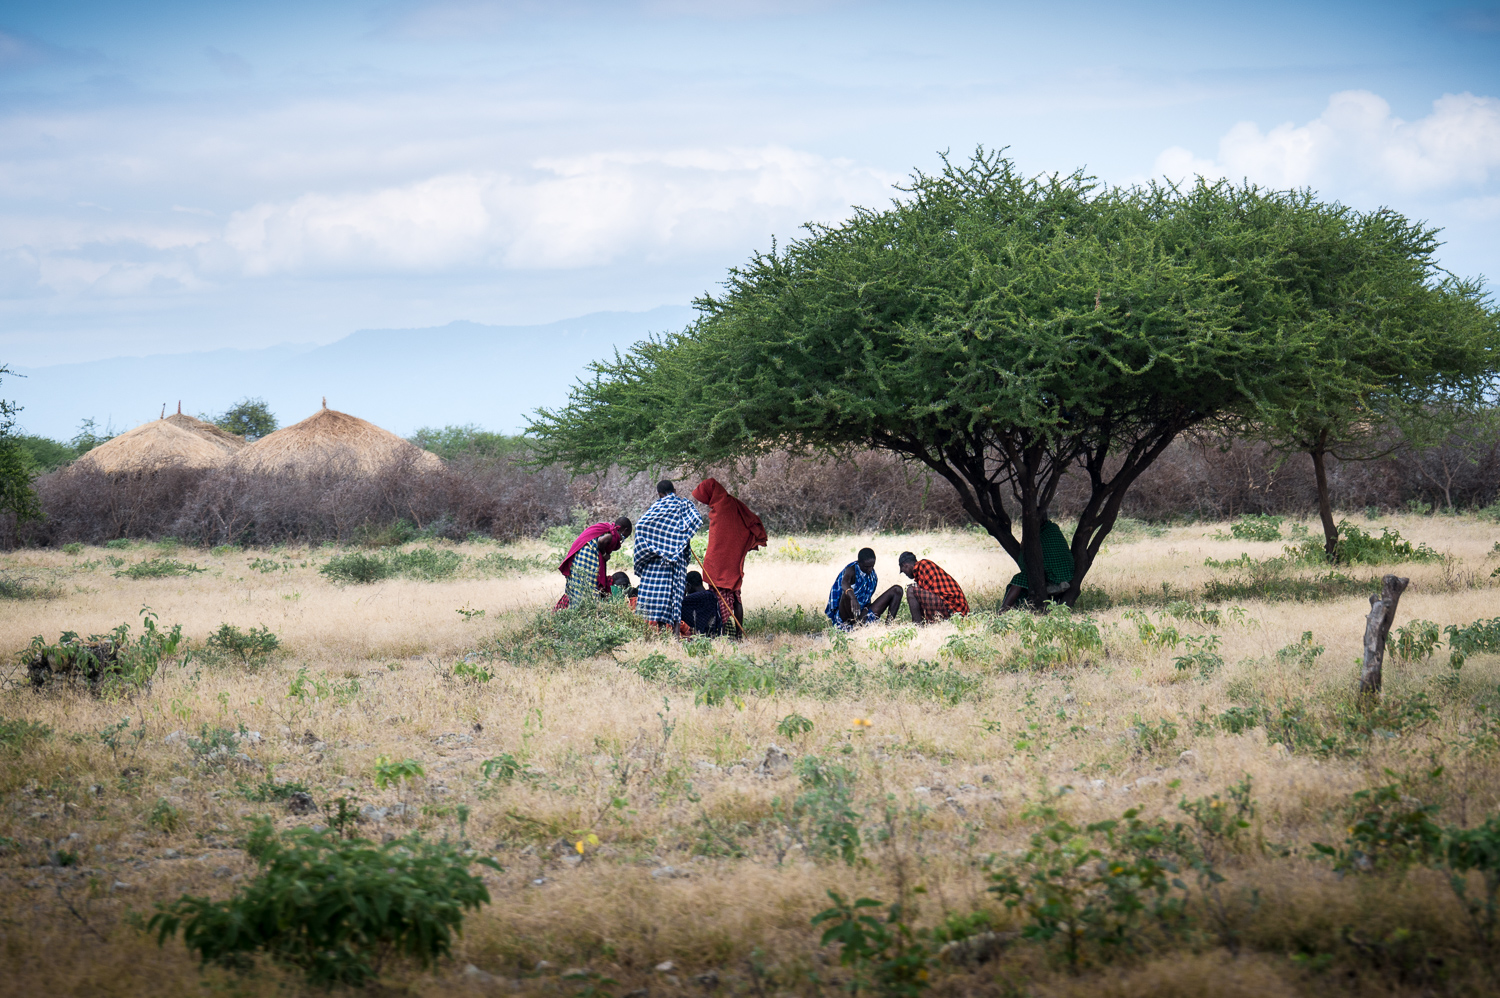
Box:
(0, 366, 43, 524)
(213, 397, 278, 441)
(70, 417, 112, 456)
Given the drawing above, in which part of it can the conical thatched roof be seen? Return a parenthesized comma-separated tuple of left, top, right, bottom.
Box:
(76, 417, 240, 473)
(231, 404, 442, 475)
(164, 412, 246, 450)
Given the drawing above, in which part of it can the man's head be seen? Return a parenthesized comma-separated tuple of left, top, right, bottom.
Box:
(610, 571, 630, 591)
(615, 516, 633, 539)
(857, 547, 876, 572)
(685, 570, 704, 594)
(898, 551, 918, 578)
(657, 479, 675, 497)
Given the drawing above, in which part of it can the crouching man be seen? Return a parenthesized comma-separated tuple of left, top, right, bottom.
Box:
(898, 552, 969, 624)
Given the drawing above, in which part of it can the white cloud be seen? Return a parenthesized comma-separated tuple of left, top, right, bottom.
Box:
(221, 146, 896, 275)
(1156, 90, 1500, 194)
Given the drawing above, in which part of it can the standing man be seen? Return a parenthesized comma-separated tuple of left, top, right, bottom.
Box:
(824, 547, 904, 629)
(634, 480, 704, 633)
(690, 477, 767, 635)
(898, 552, 969, 624)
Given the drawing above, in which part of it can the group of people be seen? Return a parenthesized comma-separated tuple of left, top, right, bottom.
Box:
(556, 480, 1077, 635)
(554, 477, 768, 636)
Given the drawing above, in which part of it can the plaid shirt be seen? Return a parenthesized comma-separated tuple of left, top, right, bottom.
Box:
(913, 559, 969, 615)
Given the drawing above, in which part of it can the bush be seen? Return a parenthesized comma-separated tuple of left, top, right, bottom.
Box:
(320, 551, 392, 585)
(493, 601, 643, 666)
(1287, 521, 1441, 565)
(1226, 514, 1283, 541)
(773, 756, 862, 865)
(1446, 616, 1500, 668)
(386, 547, 464, 580)
(149, 819, 499, 989)
(113, 557, 205, 579)
(25, 609, 185, 693)
(0, 717, 53, 750)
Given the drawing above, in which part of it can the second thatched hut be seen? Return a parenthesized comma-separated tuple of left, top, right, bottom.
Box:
(231, 402, 442, 474)
(76, 412, 245, 473)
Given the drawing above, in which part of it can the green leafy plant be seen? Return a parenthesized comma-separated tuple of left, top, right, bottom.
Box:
(1221, 514, 1283, 542)
(493, 602, 642, 666)
(320, 551, 393, 585)
(187, 724, 242, 766)
(451, 660, 494, 683)
(772, 756, 862, 865)
(25, 607, 185, 694)
(1129, 716, 1179, 756)
(0, 716, 53, 750)
(1393, 619, 1441, 663)
(205, 623, 280, 667)
(113, 558, 205, 579)
(373, 756, 425, 790)
(148, 819, 499, 988)
(987, 805, 1195, 970)
(480, 754, 523, 783)
(1274, 630, 1325, 668)
(97, 715, 146, 767)
(986, 606, 1103, 668)
(149, 797, 184, 833)
(776, 713, 815, 739)
(1173, 633, 1223, 678)
(1447, 617, 1500, 668)
(812, 891, 931, 996)
(1312, 776, 1445, 874)
(385, 547, 464, 581)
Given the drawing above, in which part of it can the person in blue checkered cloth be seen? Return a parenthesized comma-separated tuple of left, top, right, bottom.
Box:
(633, 479, 704, 632)
(824, 547, 904, 630)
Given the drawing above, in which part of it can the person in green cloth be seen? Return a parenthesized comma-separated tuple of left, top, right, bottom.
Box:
(1000, 512, 1075, 610)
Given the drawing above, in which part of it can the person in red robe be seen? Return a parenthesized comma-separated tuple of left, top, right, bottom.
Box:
(690, 478, 767, 634)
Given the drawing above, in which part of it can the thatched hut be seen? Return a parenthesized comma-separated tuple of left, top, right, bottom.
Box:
(76, 411, 244, 473)
(231, 402, 442, 474)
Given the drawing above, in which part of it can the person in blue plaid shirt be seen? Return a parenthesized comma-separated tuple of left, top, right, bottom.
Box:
(633, 480, 704, 631)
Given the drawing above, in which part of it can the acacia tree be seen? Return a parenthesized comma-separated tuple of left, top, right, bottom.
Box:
(1214, 205, 1499, 557)
(529, 151, 1479, 605)
(0, 366, 43, 526)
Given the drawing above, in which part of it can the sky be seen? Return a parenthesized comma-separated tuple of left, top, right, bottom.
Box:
(0, 1, 1497, 407)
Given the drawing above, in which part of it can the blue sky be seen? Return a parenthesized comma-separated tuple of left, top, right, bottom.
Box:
(1, 0, 1497, 372)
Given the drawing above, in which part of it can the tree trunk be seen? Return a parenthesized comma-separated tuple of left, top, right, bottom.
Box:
(1309, 435, 1339, 561)
(1359, 574, 1409, 698)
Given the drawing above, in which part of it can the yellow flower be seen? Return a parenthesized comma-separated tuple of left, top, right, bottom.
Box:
(575, 840, 586, 854)
(851, 718, 872, 727)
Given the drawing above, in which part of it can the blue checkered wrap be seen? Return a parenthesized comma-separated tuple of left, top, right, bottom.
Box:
(633, 494, 703, 626)
(825, 560, 879, 627)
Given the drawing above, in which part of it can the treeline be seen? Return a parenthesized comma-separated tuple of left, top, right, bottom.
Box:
(5, 419, 1497, 548)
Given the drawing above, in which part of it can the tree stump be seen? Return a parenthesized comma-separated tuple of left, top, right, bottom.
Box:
(1359, 574, 1410, 697)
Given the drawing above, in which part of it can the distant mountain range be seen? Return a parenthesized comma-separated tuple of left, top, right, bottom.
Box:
(9, 306, 696, 441)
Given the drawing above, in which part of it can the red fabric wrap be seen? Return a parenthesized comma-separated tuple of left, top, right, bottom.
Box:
(691, 478, 767, 592)
(913, 559, 969, 615)
(558, 522, 621, 591)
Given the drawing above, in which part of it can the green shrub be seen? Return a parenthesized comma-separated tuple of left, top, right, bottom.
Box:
(1446, 617, 1500, 668)
(494, 601, 642, 666)
(1224, 514, 1283, 542)
(149, 797, 183, 833)
(113, 558, 205, 580)
(149, 819, 498, 989)
(235, 779, 313, 803)
(812, 892, 931, 996)
(1287, 521, 1441, 566)
(187, 724, 241, 765)
(982, 606, 1103, 668)
(25, 609, 185, 693)
(777, 713, 815, 738)
(987, 805, 1197, 969)
(386, 547, 464, 580)
(205, 623, 280, 667)
(773, 756, 862, 865)
(104, 539, 132, 550)
(0, 573, 60, 600)
(742, 602, 826, 636)
(62, 542, 83, 555)
(0, 717, 53, 750)
(320, 551, 393, 585)
(473, 551, 547, 576)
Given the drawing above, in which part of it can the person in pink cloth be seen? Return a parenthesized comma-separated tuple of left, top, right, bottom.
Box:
(554, 517, 633, 610)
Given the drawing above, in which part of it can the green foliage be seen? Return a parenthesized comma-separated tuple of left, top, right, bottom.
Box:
(113, 558, 205, 579)
(187, 724, 241, 765)
(774, 756, 863, 865)
(480, 754, 523, 783)
(373, 756, 425, 790)
(1442, 813, 1500, 957)
(473, 551, 548, 576)
(70, 417, 113, 455)
(1177, 776, 1257, 863)
(1447, 616, 1500, 668)
(1287, 521, 1441, 566)
(742, 602, 826, 636)
(451, 660, 494, 683)
(1173, 633, 1224, 678)
(982, 606, 1103, 669)
(0, 368, 43, 523)
(285, 666, 361, 707)
(987, 805, 1197, 969)
(148, 819, 499, 989)
(492, 601, 642, 666)
(1274, 630, 1325, 668)
(812, 891, 931, 996)
(210, 397, 278, 441)
(776, 713, 815, 738)
(1224, 514, 1284, 542)
(26, 608, 185, 694)
(149, 796, 184, 833)
(11, 433, 78, 472)
(1393, 619, 1441, 663)
(62, 542, 83, 555)
(385, 547, 464, 580)
(630, 646, 979, 705)
(205, 623, 280, 667)
(320, 551, 391, 584)
(0, 716, 53, 750)
(408, 424, 526, 462)
(1314, 778, 1445, 874)
(236, 779, 313, 803)
(1129, 716, 1179, 756)
(533, 151, 1452, 602)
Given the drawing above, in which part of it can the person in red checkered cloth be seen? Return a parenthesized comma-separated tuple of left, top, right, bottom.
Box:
(898, 551, 969, 624)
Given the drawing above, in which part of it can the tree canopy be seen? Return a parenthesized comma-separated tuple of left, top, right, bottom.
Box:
(214, 397, 279, 441)
(529, 150, 1498, 604)
(0, 367, 43, 525)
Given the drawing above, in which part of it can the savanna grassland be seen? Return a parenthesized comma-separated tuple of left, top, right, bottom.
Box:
(3, 514, 1500, 997)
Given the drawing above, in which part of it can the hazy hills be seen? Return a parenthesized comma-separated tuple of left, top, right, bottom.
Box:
(10, 306, 695, 441)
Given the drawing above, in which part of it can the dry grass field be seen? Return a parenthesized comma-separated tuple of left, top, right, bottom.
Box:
(2, 513, 1500, 997)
